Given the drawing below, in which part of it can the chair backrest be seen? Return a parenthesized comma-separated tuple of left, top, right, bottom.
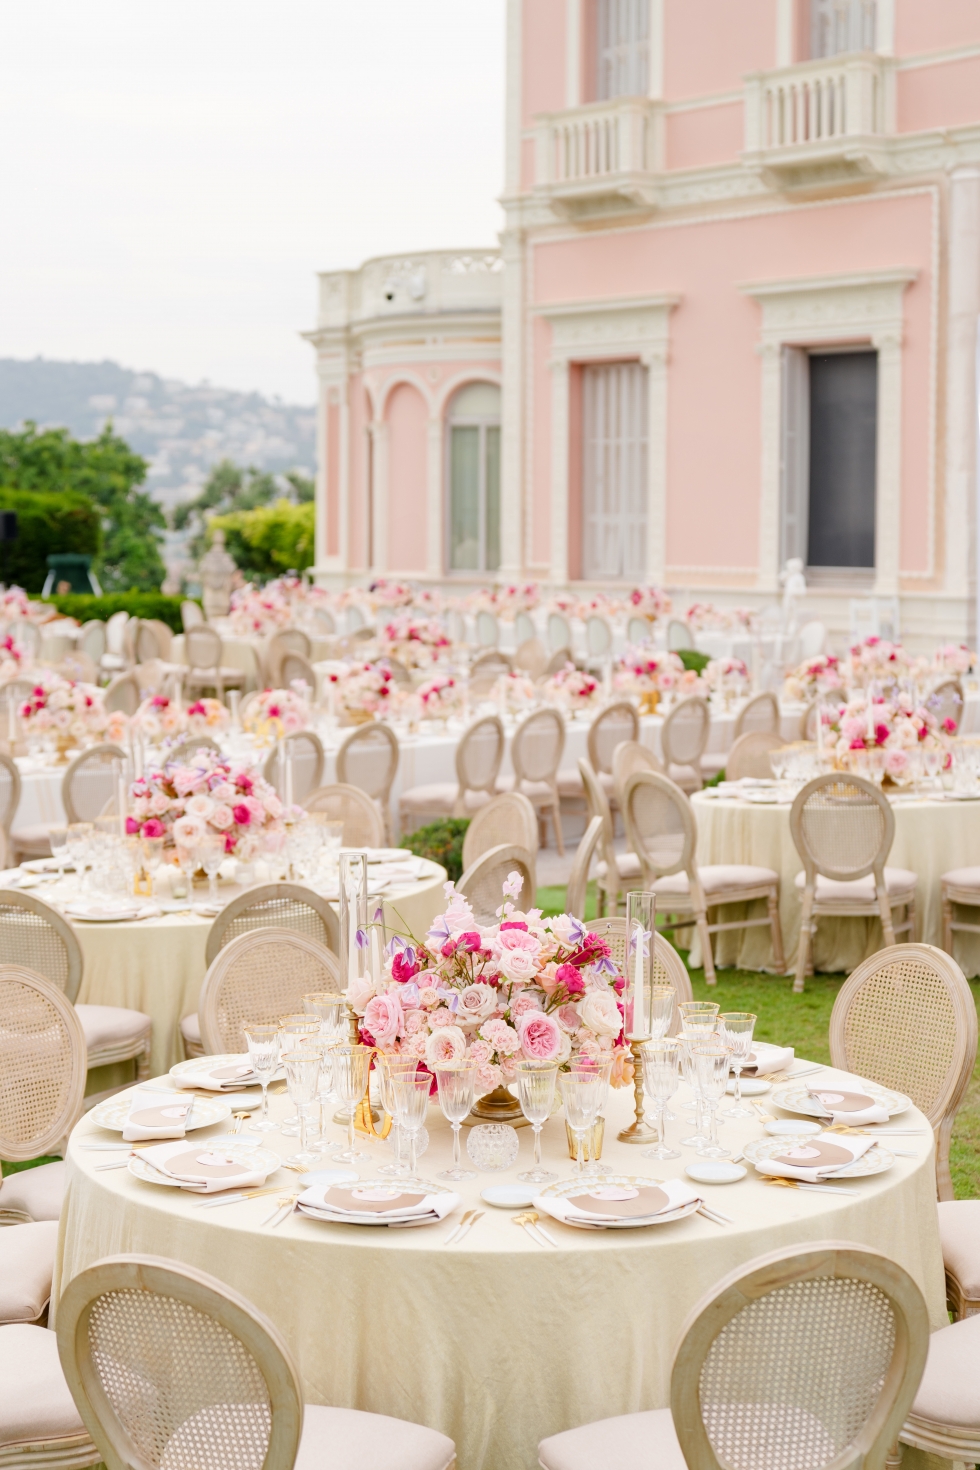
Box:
(43, 633, 75, 664)
(457, 843, 535, 923)
(270, 628, 311, 659)
(829, 942, 977, 1198)
(660, 696, 710, 777)
(0, 748, 22, 834)
(564, 816, 604, 920)
(455, 715, 505, 795)
(798, 619, 827, 658)
(511, 707, 565, 786)
(585, 615, 613, 658)
(585, 919, 693, 1027)
(611, 740, 663, 812)
(347, 603, 366, 632)
(262, 731, 325, 803)
(147, 619, 174, 661)
(79, 620, 107, 662)
(470, 650, 512, 692)
(542, 647, 574, 678)
(0, 964, 87, 1160)
(104, 672, 141, 716)
(547, 611, 571, 652)
(800, 698, 820, 741)
(791, 773, 894, 884)
(185, 625, 224, 670)
(57, 1254, 303, 1470)
(475, 610, 499, 648)
(303, 783, 385, 846)
(200, 928, 341, 1053)
(204, 883, 341, 967)
(462, 792, 538, 872)
(514, 637, 548, 680)
(670, 1242, 929, 1470)
(62, 743, 127, 826)
(278, 650, 317, 694)
(626, 615, 653, 645)
(181, 600, 204, 631)
(312, 606, 336, 635)
(622, 770, 697, 879)
(930, 677, 964, 733)
(666, 618, 692, 651)
(167, 735, 222, 766)
(134, 621, 162, 664)
(725, 730, 786, 781)
(514, 610, 536, 645)
(336, 721, 399, 806)
(381, 655, 413, 689)
(578, 756, 614, 842)
(105, 611, 129, 656)
(588, 701, 640, 775)
(733, 689, 780, 739)
(0, 888, 84, 1002)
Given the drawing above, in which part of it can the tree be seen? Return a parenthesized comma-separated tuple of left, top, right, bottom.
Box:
(173, 460, 314, 560)
(0, 421, 166, 591)
(209, 500, 315, 579)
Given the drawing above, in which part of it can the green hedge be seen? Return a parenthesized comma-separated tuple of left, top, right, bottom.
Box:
(0, 488, 101, 593)
(209, 500, 315, 579)
(399, 818, 469, 883)
(42, 592, 196, 633)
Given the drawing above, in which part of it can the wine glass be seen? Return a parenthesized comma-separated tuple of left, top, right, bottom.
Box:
(678, 1033, 711, 1148)
(720, 1012, 756, 1118)
(175, 844, 198, 909)
(277, 1017, 320, 1136)
(559, 1069, 603, 1176)
(434, 1061, 478, 1181)
(640, 1039, 681, 1160)
(49, 824, 69, 884)
(516, 1059, 558, 1184)
(242, 1022, 280, 1131)
(694, 1044, 732, 1158)
(141, 835, 165, 896)
(281, 1050, 322, 1165)
(569, 1057, 613, 1177)
(331, 1044, 373, 1163)
(375, 1055, 420, 1177)
(65, 822, 92, 893)
(389, 1066, 433, 1182)
(196, 831, 225, 906)
(648, 986, 675, 1040)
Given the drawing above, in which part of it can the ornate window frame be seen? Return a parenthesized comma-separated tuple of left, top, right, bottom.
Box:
(741, 267, 917, 596)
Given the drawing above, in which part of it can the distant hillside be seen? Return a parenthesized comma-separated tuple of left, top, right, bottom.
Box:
(0, 358, 316, 514)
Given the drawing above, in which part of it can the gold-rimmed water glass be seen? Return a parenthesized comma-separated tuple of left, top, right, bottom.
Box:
(331, 1044, 374, 1163)
(694, 1044, 731, 1159)
(375, 1055, 420, 1177)
(49, 823, 70, 884)
(281, 1050, 322, 1165)
(434, 1061, 478, 1181)
(559, 1069, 604, 1176)
(720, 1011, 756, 1118)
(389, 1066, 432, 1182)
(569, 1057, 613, 1177)
(516, 1059, 558, 1184)
(278, 1016, 320, 1136)
(640, 1038, 681, 1160)
(242, 1022, 280, 1131)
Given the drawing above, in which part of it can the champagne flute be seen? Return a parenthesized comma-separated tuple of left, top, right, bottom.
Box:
(390, 1067, 433, 1182)
(302, 993, 347, 1130)
(694, 1044, 732, 1158)
(720, 1012, 756, 1118)
(282, 1050, 322, 1165)
(516, 1060, 558, 1184)
(640, 1038, 681, 1160)
(559, 1069, 603, 1176)
(243, 1022, 280, 1131)
(331, 1044, 373, 1162)
(196, 831, 225, 906)
(434, 1061, 478, 1181)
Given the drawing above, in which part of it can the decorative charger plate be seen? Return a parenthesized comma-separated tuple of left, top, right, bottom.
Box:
(63, 904, 142, 923)
(742, 1136, 895, 1178)
(89, 1093, 231, 1133)
(170, 1055, 258, 1085)
(535, 1174, 701, 1230)
(297, 1176, 455, 1226)
(770, 1080, 910, 1119)
(128, 1144, 281, 1188)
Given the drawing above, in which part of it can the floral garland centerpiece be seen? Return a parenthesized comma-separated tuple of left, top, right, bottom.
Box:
(541, 662, 600, 714)
(380, 614, 450, 669)
(127, 749, 289, 860)
(783, 654, 844, 703)
(19, 676, 123, 756)
(614, 649, 686, 713)
(848, 637, 912, 687)
(416, 673, 463, 723)
(368, 579, 415, 610)
(242, 687, 310, 742)
(685, 602, 732, 631)
(325, 661, 397, 725)
(934, 644, 977, 676)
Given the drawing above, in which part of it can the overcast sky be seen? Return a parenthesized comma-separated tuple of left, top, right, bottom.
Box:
(0, 1, 505, 404)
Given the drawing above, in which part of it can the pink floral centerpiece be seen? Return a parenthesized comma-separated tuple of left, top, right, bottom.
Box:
(614, 649, 686, 711)
(242, 687, 310, 739)
(685, 602, 732, 630)
(133, 695, 230, 745)
(227, 582, 292, 636)
(350, 873, 634, 1098)
(627, 586, 672, 620)
(0, 632, 26, 682)
(541, 662, 600, 712)
(490, 671, 538, 714)
(468, 583, 541, 618)
(825, 691, 951, 778)
(368, 579, 415, 609)
(380, 614, 450, 669)
(326, 660, 397, 723)
(703, 657, 750, 697)
(416, 673, 463, 720)
(0, 586, 30, 620)
(578, 590, 623, 620)
(934, 644, 976, 675)
(127, 749, 288, 857)
(19, 676, 121, 751)
(783, 654, 844, 702)
(848, 637, 912, 683)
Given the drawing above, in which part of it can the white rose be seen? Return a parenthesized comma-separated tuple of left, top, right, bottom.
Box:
(345, 974, 377, 1015)
(456, 983, 498, 1025)
(425, 1026, 467, 1068)
(578, 990, 622, 1038)
(496, 948, 539, 983)
(547, 914, 577, 945)
(185, 794, 215, 819)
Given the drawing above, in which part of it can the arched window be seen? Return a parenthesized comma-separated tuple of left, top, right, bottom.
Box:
(447, 382, 501, 573)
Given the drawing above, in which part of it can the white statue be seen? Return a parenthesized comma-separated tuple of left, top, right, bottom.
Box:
(779, 557, 807, 636)
(199, 528, 236, 620)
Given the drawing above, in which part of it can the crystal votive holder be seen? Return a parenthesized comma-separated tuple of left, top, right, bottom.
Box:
(466, 1123, 519, 1171)
(565, 1116, 605, 1162)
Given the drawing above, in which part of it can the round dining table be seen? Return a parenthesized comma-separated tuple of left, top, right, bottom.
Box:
(53, 1061, 945, 1470)
(691, 786, 980, 976)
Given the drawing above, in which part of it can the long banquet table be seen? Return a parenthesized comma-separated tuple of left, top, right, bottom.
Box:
(53, 1062, 945, 1470)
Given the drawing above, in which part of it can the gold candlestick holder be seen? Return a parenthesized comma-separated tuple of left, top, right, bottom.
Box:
(617, 1040, 657, 1144)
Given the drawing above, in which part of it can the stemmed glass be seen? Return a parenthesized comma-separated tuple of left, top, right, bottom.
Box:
(302, 993, 347, 1131)
(720, 1012, 756, 1118)
(196, 832, 225, 906)
(142, 835, 165, 897)
(640, 1039, 681, 1160)
(375, 1055, 420, 1177)
(516, 1060, 558, 1184)
(434, 1061, 478, 1181)
(677, 1000, 719, 1118)
(281, 1051, 322, 1165)
(559, 1069, 604, 1176)
(649, 985, 677, 1119)
(66, 822, 92, 893)
(49, 824, 69, 885)
(570, 1058, 613, 1177)
(277, 1017, 321, 1136)
(175, 844, 198, 910)
(694, 1044, 732, 1158)
(390, 1066, 433, 1182)
(331, 1044, 373, 1163)
(243, 1022, 280, 1131)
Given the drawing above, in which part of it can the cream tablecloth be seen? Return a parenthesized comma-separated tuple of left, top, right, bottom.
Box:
(690, 789, 980, 976)
(53, 1063, 946, 1470)
(170, 633, 336, 692)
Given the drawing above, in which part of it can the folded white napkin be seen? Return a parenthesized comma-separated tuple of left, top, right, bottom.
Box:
(123, 1097, 194, 1141)
(297, 1183, 459, 1225)
(742, 1043, 795, 1077)
(535, 1177, 701, 1226)
(806, 1088, 890, 1126)
(173, 1059, 258, 1091)
(755, 1131, 876, 1183)
(138, 1141, 274, 1193)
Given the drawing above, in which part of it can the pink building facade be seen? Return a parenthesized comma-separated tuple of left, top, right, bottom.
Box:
(306, 1, 980, 642)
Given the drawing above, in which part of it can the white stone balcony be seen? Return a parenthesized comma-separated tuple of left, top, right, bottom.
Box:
(744, 53, 893, 186)
(534, 97, 663, 216)
(315, 250, 502, 331)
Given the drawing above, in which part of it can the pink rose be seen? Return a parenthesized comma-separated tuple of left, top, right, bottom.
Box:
(209, 804, 234, 830)
(517, 1010, 561, 1061)
(419, 985, 441, 1007)
(457, 983, 498, 1024)
(141, 818, 166, 839)
(346, 974, 378, 1015)
(424, 1026, 467, 1068)
(149, 792, 171, 816)
(404, 1009, 426, 1035)
(496, 948, 539, 983)
(363, 993, 404, 1048)
(509, 993, 542, 1019)
(556, 1003, 581, 1032)
(232, 804, 252, 826)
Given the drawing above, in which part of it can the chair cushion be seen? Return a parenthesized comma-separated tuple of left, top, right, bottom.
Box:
(296, 1404, 455, 1470)
(10, 823, 53, 858)
(497, 777, 558, 806)
(76, 1003, 151, 1052)
(939, 1200, 980, 1300)
(538, 1406, 686, 1470)
(0, 1222, 58, 1323)
(0, 1323, 93, 1449)
(907, 1312, 980, 1432)
(596, 853, 643, 882)
(555, 770, 585, 799)
(942, 867, 980, 891)
(652, 865, 778, 898)
(0, 1161, 65, 1223)
(794, 868, 918, 904)
(399, 783, 457, 813)
(180, 1011, 201, 1046)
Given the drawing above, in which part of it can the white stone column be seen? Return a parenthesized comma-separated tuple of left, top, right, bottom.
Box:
(873, 328, 903, 598)
(372, 419, 389, 573)
(944, 167, 980, 614)
(338, 387, 350, 574)
(500, 228, 526, 576)
(426, 414, 443, 578)
(313, 364, 330, 571)
(756, 341, 783, 594)
(549, 358, 571, 585)
(642, 347, 668, 585)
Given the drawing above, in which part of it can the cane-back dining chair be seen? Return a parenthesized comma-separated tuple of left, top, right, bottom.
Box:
(457, 843, 535, 924)
(102, 673, 141, 717)
(62, 743, 127, 825)
(399, 714, 505, 830)
(78, 620, 107, 664)
(461, 792, 537, 875)
(790, 773, 917, 993)
(829, 943, 976, 1202)
(724, 730, 785, 782)
(203, 882, 340, 967)
(547, 611, 572, 653)
(278, 650, 318, 696)
(198, 929, 342, 1054)
(262, 730, 325, 805)
(513, 637, 548, 680)
(930, 676, 964, 734)
(503, 707, 565, 853)
(659, 696, 711, 793)
(539, 1243, 929, 1470)
(183, 625, 245, 701)
(585, 918, 693, 1027)
(626, 615, 653, 645)
(266, 628, 311, 685)
(167, 735, 222, 766)
(303, 783, 385, 846)
(381, 655, 413, 689)
(564, 816, 604, 921)
(611, 740, 663, 813)
(541, 647, 574, 679)
(180, 600, 203, 632)
(514, 610, 536, 646)
(899, 1309, 980, 1466)
(732, 689, 780, 739)
(336, 721, 399, 840)
(56, 1255, 457, 1470)
(0, 748, 22, 837)
(584, 615, 613, 664)
(937, 1198, 980, 1320)
(469, 649, 512, 696)
(577, 758, 641, 917)
(665, 618, 692, 651)
(622, 770, 785, 986)
(0, 1319, 101, 1469)
(557, 700, 639, 816)
(475, 610, 500, 648)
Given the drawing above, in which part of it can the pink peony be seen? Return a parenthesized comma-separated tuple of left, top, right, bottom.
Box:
(141, 818, 166, 839)
(424, 1026, 467, 1068)
(516, 1010, 562, 1061)
(232, 803, 252, 826)
(362, 993, 404, 1047)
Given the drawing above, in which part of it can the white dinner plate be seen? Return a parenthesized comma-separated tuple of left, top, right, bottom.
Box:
(128, 1144, 281, 1189)
(685, 1160, 746, 1185)
(764, 1119, 822, 1138)
(481, 1184, 538, 1209)
(297, 1167, 359, 1188)
(64, 905, 141, 923)
(727, 1077, 770, 1096)
(770, 1081, 910, 1120)
(536, 1175, 701, 1230)
(89, 1093, 231, 1133)
(742, 1136, 895, 1178)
